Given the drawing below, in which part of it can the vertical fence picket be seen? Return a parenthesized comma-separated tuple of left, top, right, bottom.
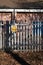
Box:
(12, 32, 13, 49)
(17, 30, 19, 50)
(25, 26, 27, 50)
(9, 21, 11, 48)
(35, 22, 36, 52)
(39, 22, 40, 51)
(40, 22, 41, 51)
(19, 25, 22, 50)
(13, 33, 16, 50)
(26, 25, 28, 50)
(29, 25, 31, 51)
(27, 25, 29, 50)
(28, 25, 29, 50)
(23, 26, 25, 50)
(20, 26, 22, 50)
(32, 25, 34, 51)
(37, 22, 39, 51)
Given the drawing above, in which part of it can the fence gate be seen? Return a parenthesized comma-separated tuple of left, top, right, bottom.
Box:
(3, 21, 43, 52)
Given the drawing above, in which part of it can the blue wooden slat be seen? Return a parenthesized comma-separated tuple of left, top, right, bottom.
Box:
(41, 21, 43, 36)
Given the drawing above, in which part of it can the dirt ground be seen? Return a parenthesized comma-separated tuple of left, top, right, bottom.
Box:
(0, 50, 43, 65)
(0, 0, 43, 8)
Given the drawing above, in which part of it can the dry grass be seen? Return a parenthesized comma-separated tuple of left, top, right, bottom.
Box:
(0, 50, 43, 65)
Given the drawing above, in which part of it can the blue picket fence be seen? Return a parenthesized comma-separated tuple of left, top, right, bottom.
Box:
(33, 21, 43, 36)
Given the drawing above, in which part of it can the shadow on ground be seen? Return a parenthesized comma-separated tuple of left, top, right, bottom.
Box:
(5, 50, 30, 65)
